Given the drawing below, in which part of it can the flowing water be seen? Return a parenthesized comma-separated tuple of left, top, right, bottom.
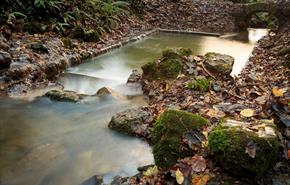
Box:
(0, 30, 267, 185)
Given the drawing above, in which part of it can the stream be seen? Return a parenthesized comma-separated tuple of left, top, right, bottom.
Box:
(0, 29, 268, 185)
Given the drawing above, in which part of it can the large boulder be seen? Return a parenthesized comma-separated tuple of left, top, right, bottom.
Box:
(45, 90, 84, 102)
(108, 108, 150, 136)
(204, 52, 234, 75)
(0, 51, 12, 69)
(152, 109, 209, 169)
(142, 48, 192, 80)
(208, 119, 281, 177)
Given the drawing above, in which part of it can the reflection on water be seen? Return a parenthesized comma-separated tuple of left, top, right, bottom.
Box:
(0, 30, 268, 185)
(248, 28, 269, 44)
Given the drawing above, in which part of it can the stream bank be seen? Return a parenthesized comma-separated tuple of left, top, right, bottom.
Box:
(0, 0, 261, 96)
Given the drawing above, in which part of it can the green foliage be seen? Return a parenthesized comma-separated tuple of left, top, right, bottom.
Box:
(250, 12, 279, 31)
(186, 77, 212, 92)
(0, 0, 129, 39)
(34, 0, 62, 9)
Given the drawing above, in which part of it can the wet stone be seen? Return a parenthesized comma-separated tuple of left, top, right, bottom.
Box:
(204, 52, 234, 75)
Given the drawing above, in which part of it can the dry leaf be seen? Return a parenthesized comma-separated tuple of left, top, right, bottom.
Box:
(165, 83, 170, 91)
(240, 109, 255, 117)
(192, 174, 211, 185)
(272, 87, 284, 97)
(143, 166, 159, 176)
(175, 169, 184, 185)
(189, 156, 207, 172)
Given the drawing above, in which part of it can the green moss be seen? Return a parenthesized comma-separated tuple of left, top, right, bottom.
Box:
(141, 61, 159, 80)
(162, 48, 192, 59)
(209, 124, 280, 177)
(186, 77, 212, 92)
(178, 48, 192, 57)
(162, 49, 183, 60)
(142, 59, 183, 80)
(152, 109, 209, 169)
(159, 59, 183, 78)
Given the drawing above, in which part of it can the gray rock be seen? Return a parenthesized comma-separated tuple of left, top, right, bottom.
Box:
(45, 90, 84, 102)
(127, 69, 141, 83)
(0, 51, 12, 69)
(8, 62, 32, 79)
(204, 52, 234, 75)
(108, 108, 150, 136)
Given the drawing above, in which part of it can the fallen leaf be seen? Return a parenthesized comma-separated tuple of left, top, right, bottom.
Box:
(176, 169, 184, 185)
(240, 109, 255, 117)
(143, 165, 159, 176)
(272, 87, 284, 97)
(190, 156, 207, 172)
(192, 174, 211, 185)
(288, 150, 290, 159)
(165, 83, 170, 91)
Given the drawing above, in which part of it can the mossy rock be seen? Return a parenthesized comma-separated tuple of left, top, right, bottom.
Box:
(142, 48, 190, 80)
(162, 48, 192, 59)
(204, 52, 234, 75)
(152, 109, 209, 169)
(208, 119, 281, 177)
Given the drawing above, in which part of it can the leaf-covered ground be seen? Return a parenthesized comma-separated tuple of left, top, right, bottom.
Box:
(115, 21, 290, 185)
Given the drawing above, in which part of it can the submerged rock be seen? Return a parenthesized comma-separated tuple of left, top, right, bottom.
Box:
(204, 52, 234, 75)
(208, 119, 281, 177)
(108, 107, 150, 136)
(141, 48, 191, 80)
(152, 109, 209, 169)
(45, 90, 84, 102)
(96, 87, 126, 100)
